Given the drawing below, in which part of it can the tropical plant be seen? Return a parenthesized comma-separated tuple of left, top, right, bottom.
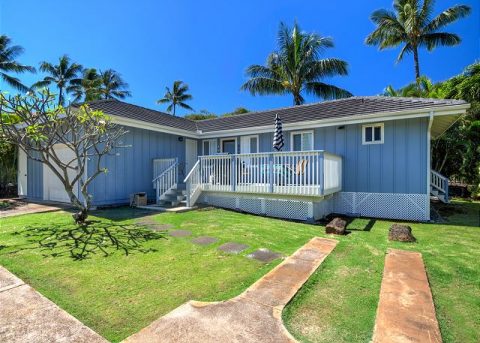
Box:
(157, 80, 193, 116)
(0, 35, 35, 92)
(184, 109, 217, 121)
(383, 76, 439, 97)
(241, 22, 351, 106)
(98, 69, 131, 100)
(0, 90, 127, 223)
(222, 107, 249, 117)
(33, 55, 83, 105)
(366, 0, 471, 80)
(71, 68, 102, 103)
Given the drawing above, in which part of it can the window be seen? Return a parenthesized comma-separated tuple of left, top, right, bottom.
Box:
(202, 139, 217, 155)
(221, 138, 237, 154)
(291, 131, 314, 151)
(362, 123, 384, 145)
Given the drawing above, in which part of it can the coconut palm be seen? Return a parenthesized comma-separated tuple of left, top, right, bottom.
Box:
(366, 0, 471, 80)
(71, 68, 102, 103)
(33, 55, 83, 105)
(157, 80, 193, 116)
(383, 76, 437, 97)
(99, 69, 131, 100)
(0, 35, 35, 92)
(241, 22, 351, 106)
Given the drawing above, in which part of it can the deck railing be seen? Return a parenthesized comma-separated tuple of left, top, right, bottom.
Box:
(431, 170, 449, 202)
(184, 150, 342, 206)
(152, 158, 178, 203)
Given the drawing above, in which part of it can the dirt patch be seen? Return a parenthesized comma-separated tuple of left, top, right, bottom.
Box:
(191, 236, 218, 246)
(218, 242, 249, 254)
(247, 249, 283, 263)
(169, 230, 192, 237)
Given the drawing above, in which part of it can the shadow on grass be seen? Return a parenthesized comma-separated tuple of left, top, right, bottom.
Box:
(8, 220, 167, 260)
(90, 207, 157, 222)
(346, 218, 376, 232)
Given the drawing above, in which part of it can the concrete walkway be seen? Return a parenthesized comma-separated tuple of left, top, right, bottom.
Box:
(0, 199, 64, 218)
(0, 266, 107, 343)
(123, 237, 338, 343)
(372, 249, 442, 343)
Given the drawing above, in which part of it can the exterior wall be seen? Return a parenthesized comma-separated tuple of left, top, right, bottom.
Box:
(26, 151, 43, 200)
(250, 117, 428, 195)
(88, 126, 187, 206)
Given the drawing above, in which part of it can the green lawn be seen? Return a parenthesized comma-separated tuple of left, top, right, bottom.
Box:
(0, 200, 478, 342)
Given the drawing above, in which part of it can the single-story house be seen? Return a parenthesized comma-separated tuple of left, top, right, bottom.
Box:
(18, 96, 469, 221)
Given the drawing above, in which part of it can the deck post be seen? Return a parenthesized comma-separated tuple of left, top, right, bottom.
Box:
(269, 154, 274, 193)
(231, 155, 236, 192)
(319, 152, 324, 195)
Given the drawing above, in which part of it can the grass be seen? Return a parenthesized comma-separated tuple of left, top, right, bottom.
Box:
(0, 200, 10, 210)
(0, 200, 478, 342)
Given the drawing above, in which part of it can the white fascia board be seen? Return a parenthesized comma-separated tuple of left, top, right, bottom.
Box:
(199, 104, 469, 138)
(110, 115, 198, 138)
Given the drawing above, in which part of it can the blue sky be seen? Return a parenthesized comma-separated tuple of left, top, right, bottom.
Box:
(1, 0, 478, 116)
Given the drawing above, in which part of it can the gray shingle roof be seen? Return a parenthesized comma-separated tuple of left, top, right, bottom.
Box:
(84, 97, 467, 134)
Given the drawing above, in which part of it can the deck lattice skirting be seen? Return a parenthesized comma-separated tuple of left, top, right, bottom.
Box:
(198, 192, 429, 221)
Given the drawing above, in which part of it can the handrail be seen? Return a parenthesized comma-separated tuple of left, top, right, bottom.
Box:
(153, 161, 178, 183)
(431, 170, 449, 202)
(153, 160, 179, 204)
(183, 159, 200, 183)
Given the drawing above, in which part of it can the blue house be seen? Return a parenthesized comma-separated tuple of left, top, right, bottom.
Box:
(18, 96, 469, 222)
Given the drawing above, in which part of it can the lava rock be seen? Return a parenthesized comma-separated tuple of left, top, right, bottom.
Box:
(325, 217, 347, 235)
(388, 224, 416, 242)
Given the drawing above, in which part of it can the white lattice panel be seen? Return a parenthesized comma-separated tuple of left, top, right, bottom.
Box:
(265, 199, 310, 220)
(239, 198, 263, 215)
(334, 192, 429, 221)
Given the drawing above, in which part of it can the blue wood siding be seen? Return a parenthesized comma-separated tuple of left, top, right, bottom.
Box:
(27, 151, 43, 200)
(251, 118, 428, 194)
(87, 126, 187, 206)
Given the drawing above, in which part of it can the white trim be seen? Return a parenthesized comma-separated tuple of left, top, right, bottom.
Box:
(290, 130, 314, 151)
(199, 105, 469, 138)
(220, 137, 237, 154)
(110, 114, 198, 138)
(427, 111, 434, 220)
(239, 135, 259, 154)
(17, 148, 28, 197)
(362, 123, 384, 145)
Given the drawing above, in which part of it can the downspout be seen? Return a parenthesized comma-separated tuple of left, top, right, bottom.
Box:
(427, 111, 434, 221)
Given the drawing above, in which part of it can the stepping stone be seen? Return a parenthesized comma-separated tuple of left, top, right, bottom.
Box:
(169, 230, 192, 237)
(191, 236, 218, 246)
(218, 242, 249, 254)
(247, 249, 282, 263)
(325, 217, 347, 235)
(372, 249, 441, 343)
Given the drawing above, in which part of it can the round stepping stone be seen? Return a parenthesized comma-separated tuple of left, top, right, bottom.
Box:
(191, 236, 218, 246)
(218, 242, 249, 254)
(247, 249, 283, 263)
(169, 230, 192, 237)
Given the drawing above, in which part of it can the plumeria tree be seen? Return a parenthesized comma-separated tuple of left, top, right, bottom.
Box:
(0, 90, 127, 223)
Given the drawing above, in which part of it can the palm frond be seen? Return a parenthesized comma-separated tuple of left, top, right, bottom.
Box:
(421, 32, 461, 50)
(305, 81, 353, 100)
(240, 77, 286, 95)
(425, 5, 471, 32)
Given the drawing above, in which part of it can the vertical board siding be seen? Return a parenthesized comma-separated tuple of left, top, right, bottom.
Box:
(27, 150, 43, 200)
(87, 126, 186, 206)
(254, 118, 427, 194)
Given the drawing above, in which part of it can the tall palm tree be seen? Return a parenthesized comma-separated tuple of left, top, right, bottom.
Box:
(34, 55, 83, 105)
(71, 68, 102, 103)
(99, 69, 131, 100)
(241, 22, 351, 106)
(366, 0, 471, 81)
(157, 80, 193, 116)
(0, 35, 35, 92)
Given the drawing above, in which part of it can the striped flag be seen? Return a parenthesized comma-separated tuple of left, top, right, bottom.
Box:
(273, 113, 284, 151)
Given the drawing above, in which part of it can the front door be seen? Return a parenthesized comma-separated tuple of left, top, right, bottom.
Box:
(43, 144, 78, 203)
(17, 149, 27, 197)
(185, 139, 198, 175)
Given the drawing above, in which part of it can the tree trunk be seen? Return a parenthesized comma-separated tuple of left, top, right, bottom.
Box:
(173, 103, 176, 116)
(293, 92, 302, 106)
(413, 46, 421, 82)
(58, 86, 64, 106)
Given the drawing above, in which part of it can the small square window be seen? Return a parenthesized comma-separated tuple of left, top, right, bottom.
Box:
(362, 123, 384, 145)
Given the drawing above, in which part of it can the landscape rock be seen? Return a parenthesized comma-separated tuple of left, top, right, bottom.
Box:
(325, 217, 347, 235)
(388, 224, 416, 242)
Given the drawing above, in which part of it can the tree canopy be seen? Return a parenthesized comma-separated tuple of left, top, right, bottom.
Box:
(157, 81, 193, 116)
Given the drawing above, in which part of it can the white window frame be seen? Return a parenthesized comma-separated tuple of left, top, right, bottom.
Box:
(240, 135, 259, 154)
(290, 130, 314, 151)
(220, 137, 237, 154)
(362, 123, 384, 145)
(202, 139, 217, 155)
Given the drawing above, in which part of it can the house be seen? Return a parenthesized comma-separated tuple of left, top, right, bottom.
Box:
(17, 96, 469, 222)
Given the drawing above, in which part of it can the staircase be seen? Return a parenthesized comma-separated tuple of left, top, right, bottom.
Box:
(430, 170, 449, 203)
(157, 183, 187, 207)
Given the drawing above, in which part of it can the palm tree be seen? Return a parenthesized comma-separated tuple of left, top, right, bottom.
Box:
(71, 68, 102, 103)
(34, 55, 83, 105)
(157, 80, 193, 116)
(99, 69, 131, 100)
(0, 35, 35, 92)
(241, 22, 351, 106)
(366, 0, 471, 81)
(383, 76, 437, 97)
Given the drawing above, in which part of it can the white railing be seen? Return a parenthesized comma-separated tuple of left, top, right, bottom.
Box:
(431, 170, 449, 202)
(153, 158, 178, 203)
(184, 150, 342, 206)
(153, 158, 177, 189)
(184, 160, 201, 207)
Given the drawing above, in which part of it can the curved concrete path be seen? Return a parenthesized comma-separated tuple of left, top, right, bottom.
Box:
(123, 237, 338, 343)
(0, 266, 107, 343)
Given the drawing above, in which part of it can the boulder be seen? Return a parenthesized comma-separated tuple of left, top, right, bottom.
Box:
(325, 217, 347, 235)
(388, 224, 416, 242)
